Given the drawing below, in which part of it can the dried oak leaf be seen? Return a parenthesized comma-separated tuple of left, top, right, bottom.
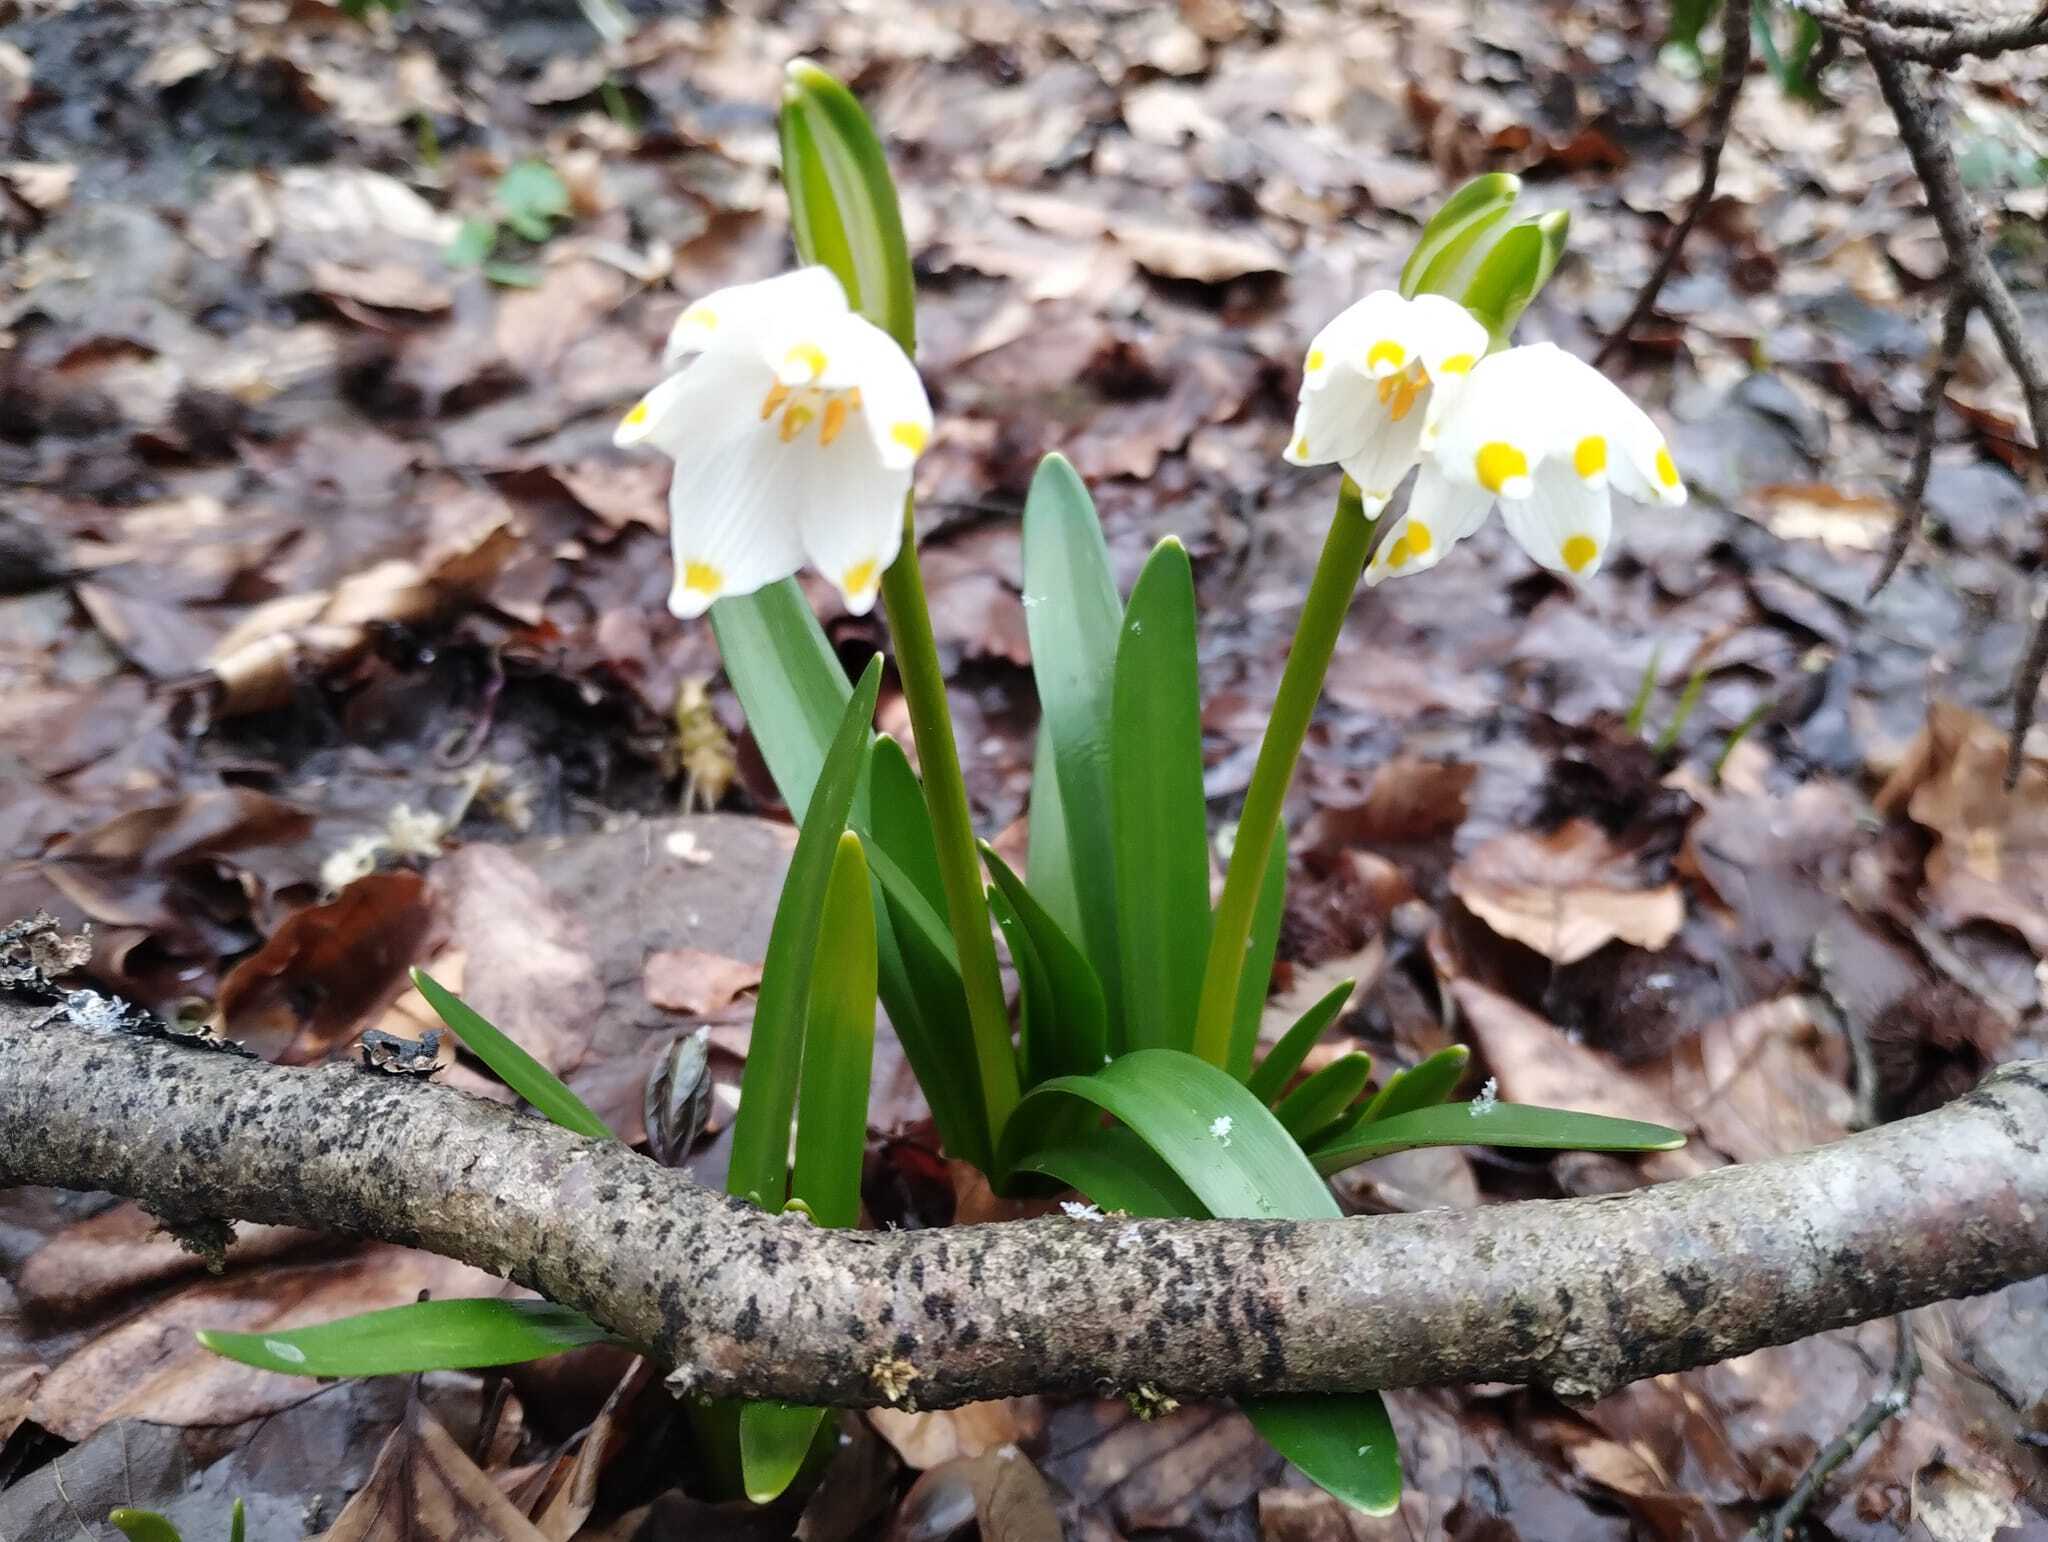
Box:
(1450, 817, 1685, 965)
(891, 1446, 1064, 1542)
(642, 946, 762, 1016)
(317, 1390, 548, 1542)
(868, 1397, 1046, 1472)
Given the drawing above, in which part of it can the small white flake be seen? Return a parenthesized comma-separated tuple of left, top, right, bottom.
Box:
(1357, 1443, 1374, 1457)
(1209, 1115, 1233, 1145)
(1881, 1388, 1910, 1413)
(1117, 1223, 1145, 1249)
(664, 829, 714, 865)
(1060, 1201, 1105, 1221)
(261, 1339, 307, 1365)
(1021, 593, 1042, 609)
(1469, 1077, 1499, 1115)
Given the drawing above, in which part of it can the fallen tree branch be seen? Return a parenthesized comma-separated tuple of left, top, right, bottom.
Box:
(1870, 282, 1971, 599)
(4, 1004, 2047, 1410)
(1759, 1312, 1922, 1541)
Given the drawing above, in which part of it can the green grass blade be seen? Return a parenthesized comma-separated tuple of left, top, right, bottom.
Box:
(412, 968, 613, 1141)
(1246, 980, 1356, 1106)
(1227, 825, 1288, 1081)
(983, 842, 1108, 1086)
(727, 658, 883, 1211)
(739, 1402, 832, 1504)
(1272, 1052, 1373, 1146)
(1625, 644, 1663, 736)
(791, 833, 877, 1231)
(1313, 1100, 1687, 1176)
(197, 1299, 615, 1379)
(1111, 540, 1212, 1053)
(987, 882, 1057, 1090)
(1357, 1044, 1471, 1125)
(1022, 454, 1125, 1012)
(230, 1499, 245, 1542)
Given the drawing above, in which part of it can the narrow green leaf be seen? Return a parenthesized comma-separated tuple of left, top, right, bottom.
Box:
(710, 581, 850, 826)
(1246, 980, 1356, 1106)
(1111, 541, 1211, 1053)
(1401, 172, 1521, 299)
(1273, 1052, 1373, 1146)
(197, 1299, 614, 1379)
(1459, 210, 1570, 348)
(412, 968, 613, 1141)
(988, 882, 1057, 1090)
(481, 260, 543, 288)
(739, 1402, 832, 1504)
(1357, 1044, 1471, 1125)
(1242, 1396, 1402, 1517)
(791, 833, 877, 1231)
(983, 843, 1108, 1085)
(109, 1511, 183, 1542)
(727, 658, 882, 1210)
(230, 1499, 246, 1542)
(1226, 824, 1288, 1081)
(1024, 721, 1084, 950)
(868, 734, 948, 914)
(1313, 1100, 1687, 1176)
(1022, 453, 1125, 1012)
(1624, 644, 1663, 736)
(1655, 665, 1707, 755)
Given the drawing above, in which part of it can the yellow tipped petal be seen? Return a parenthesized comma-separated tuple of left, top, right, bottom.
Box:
(783, 342, 828, 382)
(1437, 353, 1475, 376)
(1366, 339, 1406, 376)
(1562, 534, 1599, 573)
(890, 421, 928, 456)
(682, 560, 724, 596)
(842, 558, 878, 598)
(1476, 441, 1530, 496)
(1655, 446, 1681, 489)
(1305, 348, 1326, 374)
(1406, 521, 1433, 555)
(1573, 435, 1608, 482)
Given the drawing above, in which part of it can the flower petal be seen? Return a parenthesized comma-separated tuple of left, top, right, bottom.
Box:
(615, 368, 701, 450)
(1285, 365, 1381, 470)
(1301, 290, 1411, 390)
(799, 312, 932, 472)
(1335, 383, 1430, 513)
(663, 267, 848, 370)
(660, 384, 812, 618)
(1419, 342, 1572, 498)
(1363, 461, 1493, 585)
(794, 426, 912, 615)
(1404, 293, 1489, 382)
(1499, 462, 1614, 580)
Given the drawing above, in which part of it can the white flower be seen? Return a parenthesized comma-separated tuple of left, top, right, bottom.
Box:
(616, 267, 934, 619)
(1367, 341, 1687, 586)
(1283, 291, 1491, 515)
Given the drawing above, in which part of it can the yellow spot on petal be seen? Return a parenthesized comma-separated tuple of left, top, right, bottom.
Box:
(1293, 434, 1310, 459)
(623, 400, 650, 429)
(760, 382, 791, 420)
(1378, 375, 1398, 405)
(1476, 441, 1529, 495)
(780, 404, 815, 442)
(1385, 533, 1413, 569)
(1562, 534, 1599, 574)
(1366, 339, 1406, 376)
(842, 558, 878, 597)
(1574, 434, 1608, 481)
(784, 342, 827, 380)
(682, 560, 723, 595)
(1406, 521, 1433, 555)
(890, 421, 928, 456)
(1305, 348, 1326, 374)
(1388, 376, 1423, 422)
(1437, 353, 1475, 375)
(684, 306, 717, 329)
(821, 395, 850, 446)
(1655, 446, 1681, 488)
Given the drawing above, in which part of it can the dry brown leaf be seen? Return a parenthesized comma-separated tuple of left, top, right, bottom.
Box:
(1453, 979, 1693, 1135)
(642, 946, 762, 1016)
(0, 1365, 43, 1445)
(1911, 1458, 2024, 1542)
(0, 161, 76, 213)
(318, 1391, 550, 1542)
(1451, 818, 1685, 965)
(523, 1360, 652, 1540)
(890, 1446, 1063, 1542)
(17, 1202, 319, 1315)
(1749, 483, 1895, 553)
(868, 1398, 1046, 1471)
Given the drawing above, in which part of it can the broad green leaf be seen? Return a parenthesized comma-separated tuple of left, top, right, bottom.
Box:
(727, 658, 882, 1210)
(868, 734, 947, 913)
(1243, 1396, 1401, 1517)
(109, 1512, 182, 1542)
(1405, 173, 1520, 301)
(780, 61, 916, 350)
(1111, 541, 1211, 1053)
(1226, 824, 1288, 1081)
(1357, 1044, 1471, 1125)
(1273, 1052, 1373, 1146)
(791, 833, 877, 1231)
(1013, 1125, 1203, 1218)
(1459, 210, 1570, 348)
(1246, 980, 1356, 1106)
(739, 1402, 832, 1504)
(413, 968, 613, 1141)
(1021, 453, 1125, 1010)
(983, 843, 1108, 1086)
(987, 882, 1058, 1091)
(197, 1299, 614, 1378)
(1313, 1100, 1687, 1176)
(710, 581, 849, 826)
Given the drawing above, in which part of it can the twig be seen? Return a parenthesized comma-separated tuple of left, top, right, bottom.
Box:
(3, 1004, 2048, 1409)
(2011, 577, 2048, 786)
(1786, 0, 2048, 62)
(1758, 1313, 1922, 1540)
(1807, 934, 1881, 1131)
(1870, 284, 1972, 598)
(1595, 0, 1752, 367)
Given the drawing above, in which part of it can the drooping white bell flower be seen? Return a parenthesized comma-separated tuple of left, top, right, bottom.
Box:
(1363, 341, 1688, 586)
(616, 267, 934, 619)
(1281, 291, 1492, 515)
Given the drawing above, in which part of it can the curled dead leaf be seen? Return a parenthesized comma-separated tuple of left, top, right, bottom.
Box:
(1451, 818, 1685, 965)
(642, 946, 762, 1016)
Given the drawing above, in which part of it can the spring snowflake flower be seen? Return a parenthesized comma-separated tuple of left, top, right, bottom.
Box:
(615, 266, 934, 619)
(1366, 341, 1688, 586)
(1282, 290, 1491, 515)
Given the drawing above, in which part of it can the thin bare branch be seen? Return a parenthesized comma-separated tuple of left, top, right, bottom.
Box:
(1871, 283, 1972, 598)
(2011, 577, 2048, 787)
(1787, 0, 2048, 63)
(1759, 1314, 1923, 1540)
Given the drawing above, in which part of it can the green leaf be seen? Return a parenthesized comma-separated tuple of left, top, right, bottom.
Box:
(481, 260, 543, 288)
(1111, 540, 1211, 1053)
(1226, 824, 1288, 1081)
(109, 1511, 183, 1542)
(412, 968, 613, 1141)
(1242, 1396, 1401, 1518)
(1246, 980, 1356, 1106)
(739, 1402, 832, 1504)
(982, 843, 1108, 1086)
(780, 61, 917, 350)
(1312, 1100, 1687, 1176)
(230, 1499, 245, 1542)
(867, 736, 947, 913)
(495, 160, 570, 226)
(1668, 0, 1715, 55)
(1021, 453, 1125, 1010)
(445, 216, 497, 269)
(791, 833, 877, 1230)
(1357, 1044, 1472, 1125)
(1403, 173, 1520, 300)
(710, 582, 851, 826)
(1023, 722, 1084, 952)
(197, 1299, 614, 1379)
(1273, 1052, 1373, 1146)
(1459, 210, 1570, 348)
(1013, 1125, 1203, 1217)
(727, 658, 883, 1210)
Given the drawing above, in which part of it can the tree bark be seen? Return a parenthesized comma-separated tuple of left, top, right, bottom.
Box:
(4, 1003, 2046, 1410)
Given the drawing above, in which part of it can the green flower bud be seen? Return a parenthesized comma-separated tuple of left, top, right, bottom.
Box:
(1458, 209, 1571, 349)
(1399, 172, 1520, 300)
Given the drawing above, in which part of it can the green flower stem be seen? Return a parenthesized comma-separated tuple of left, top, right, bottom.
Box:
(879, 499, 1022, 1136)
(1191, 479, 1374, 1069)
